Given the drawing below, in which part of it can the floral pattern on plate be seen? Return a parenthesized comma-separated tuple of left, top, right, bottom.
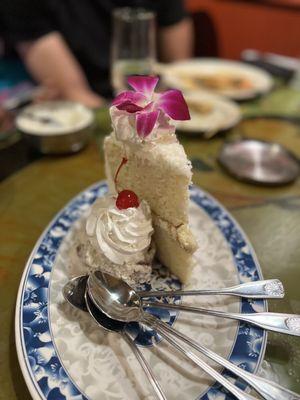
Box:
(16, 182, 267, 400)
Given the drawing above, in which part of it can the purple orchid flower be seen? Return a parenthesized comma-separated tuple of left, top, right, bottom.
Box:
(112, 76, 190, 138)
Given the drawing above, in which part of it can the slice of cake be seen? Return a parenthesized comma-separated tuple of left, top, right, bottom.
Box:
(104, 76, 198, 283)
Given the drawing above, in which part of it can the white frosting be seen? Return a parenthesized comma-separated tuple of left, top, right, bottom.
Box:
(110, 106, 176, 145)
(86, 196, 153, 265)
(107, 131, 192, 178)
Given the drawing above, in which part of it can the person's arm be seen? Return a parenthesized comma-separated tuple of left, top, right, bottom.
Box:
(158, 17, 194, 62)
(18, 32, 104, 108)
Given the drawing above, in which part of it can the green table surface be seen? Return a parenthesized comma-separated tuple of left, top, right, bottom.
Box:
(1, 87, 300, 399)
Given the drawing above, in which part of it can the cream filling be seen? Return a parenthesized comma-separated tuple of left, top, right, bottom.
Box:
(152, 214, 198, 254)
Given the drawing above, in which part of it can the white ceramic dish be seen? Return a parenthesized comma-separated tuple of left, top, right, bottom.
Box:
(16, 101, 94, 154)
(162, 58, 273, 100)
(176, 90, 241, 134)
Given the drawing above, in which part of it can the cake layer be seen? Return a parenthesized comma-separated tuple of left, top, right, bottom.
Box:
(104, 133, 192, 227)
(152, 214, 198, 253)
(153, 220, 197, 284)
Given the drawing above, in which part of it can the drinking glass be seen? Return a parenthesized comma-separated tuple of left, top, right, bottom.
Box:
(111, 7, 156, 94)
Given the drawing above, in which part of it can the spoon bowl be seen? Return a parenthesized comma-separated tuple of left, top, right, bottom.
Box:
(88, 271, 142, 322)
(63, 275, 88, 311)
(85, 290, 127, 332)
(62, 274, 127, 332)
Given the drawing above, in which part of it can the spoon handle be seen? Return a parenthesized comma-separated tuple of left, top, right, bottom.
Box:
(138, 279, 284, 299)
(148, 315, 300, 400)
(122, 332, 167, 400)
(144, 302, 300, 337)
(141, 313, 258, 400)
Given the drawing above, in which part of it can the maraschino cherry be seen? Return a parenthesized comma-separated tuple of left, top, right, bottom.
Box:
(116, 190, 139, 209)
(114, 156, 140, 209)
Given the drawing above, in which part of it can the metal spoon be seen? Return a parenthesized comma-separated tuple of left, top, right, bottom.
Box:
(138, 279, 284, 299)
(143, 301, 300, 337)
(89, 271, 300, 337)
(88, 271, 300, 400)
(87, 272, 259, 400)
(63, 276, 167, 400)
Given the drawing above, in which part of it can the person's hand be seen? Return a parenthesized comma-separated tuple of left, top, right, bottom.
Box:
(64, 87, 105, 109)
(34, 84, 105, 109)
(33, 85, 60, 102)
(19, 33, 106, 109)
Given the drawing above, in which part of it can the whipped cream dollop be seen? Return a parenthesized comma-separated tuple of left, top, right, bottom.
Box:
(86, 196, 153, 264)
(110, 106, 176, 146)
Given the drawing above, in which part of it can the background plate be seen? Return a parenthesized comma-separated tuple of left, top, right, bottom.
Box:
(162, 58, 273, 100)
(176, 90, 241, 134)
(15, 182, 267, 400)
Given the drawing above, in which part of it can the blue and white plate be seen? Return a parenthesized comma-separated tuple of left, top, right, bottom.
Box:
(15, 182, 267, 400)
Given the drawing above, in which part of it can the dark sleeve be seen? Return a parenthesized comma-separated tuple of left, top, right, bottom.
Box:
(1, 0, 56, 44)
(155, 0, 188, 27)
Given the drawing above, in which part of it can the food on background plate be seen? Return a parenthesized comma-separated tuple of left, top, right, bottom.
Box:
(187, 99, 214, 115)
(180, 73, 254, 92)
(72, 76, 198, 285)
(177, 91, 241, 134)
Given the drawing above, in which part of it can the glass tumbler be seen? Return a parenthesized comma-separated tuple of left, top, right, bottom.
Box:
(111, 7, 156, 94)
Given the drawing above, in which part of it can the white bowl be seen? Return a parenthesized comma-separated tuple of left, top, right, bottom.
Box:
(16, 101, 95, 154)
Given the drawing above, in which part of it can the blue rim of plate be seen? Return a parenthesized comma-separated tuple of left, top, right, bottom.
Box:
(15, 181, 267, 400)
